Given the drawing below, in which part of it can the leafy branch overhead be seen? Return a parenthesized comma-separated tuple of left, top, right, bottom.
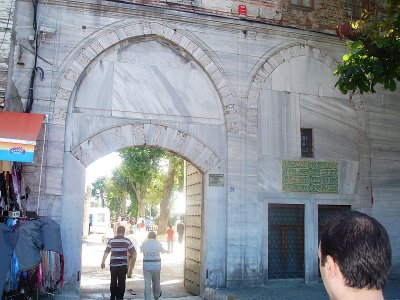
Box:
(335, 0, 400, 94)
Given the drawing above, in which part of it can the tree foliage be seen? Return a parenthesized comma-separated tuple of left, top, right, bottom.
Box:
(91, 176, 107, 207)
(118, 147, 165, 216)
(104, 172, 129, 218)
(335, 0, 400, 94)
(90, 148, 184, 223)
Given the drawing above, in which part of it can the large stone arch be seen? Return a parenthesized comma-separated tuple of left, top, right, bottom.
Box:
(52, 19, 238, 134)
(71, 122, 220, 173)
(246, 43, 368, 154)
(56, 20, 229, 295)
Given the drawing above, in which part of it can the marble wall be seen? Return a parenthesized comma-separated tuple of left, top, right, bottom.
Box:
(7, 0, 400, 296)
(0, 0, 14, 95)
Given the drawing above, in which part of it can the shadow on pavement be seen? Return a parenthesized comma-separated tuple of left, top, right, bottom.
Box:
(80, 233, 200, 300)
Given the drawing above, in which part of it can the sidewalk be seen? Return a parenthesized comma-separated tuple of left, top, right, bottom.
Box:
(204, 279, 400, 300)
(76, 233, 400, 300)
(79, 233, 200, 300)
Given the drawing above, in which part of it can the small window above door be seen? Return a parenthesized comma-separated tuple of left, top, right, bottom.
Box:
(301, 128, 313, 158)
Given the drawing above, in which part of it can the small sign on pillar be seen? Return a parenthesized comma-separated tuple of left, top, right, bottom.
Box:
(238, 4, 247, 17)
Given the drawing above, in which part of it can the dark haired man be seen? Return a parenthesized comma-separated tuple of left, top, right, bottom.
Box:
(177, 220, 184, 244)
(318, 210, 391, 300)
(101, 225, 136, 300)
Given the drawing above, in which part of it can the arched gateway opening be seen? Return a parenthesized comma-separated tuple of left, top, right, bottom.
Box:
(58, 26, 229, 296)
(80, 149, 204, 298)
(70, 127, 217, 297)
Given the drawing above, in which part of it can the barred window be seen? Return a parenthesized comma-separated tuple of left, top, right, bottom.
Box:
(346, 0, 369, 19)
(301, 128, 313, 158)
(291, 0, 313, 8)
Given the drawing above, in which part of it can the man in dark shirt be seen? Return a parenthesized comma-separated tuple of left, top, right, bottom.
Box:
(101, 226, 136, 300)
(176, 220, 184, 244)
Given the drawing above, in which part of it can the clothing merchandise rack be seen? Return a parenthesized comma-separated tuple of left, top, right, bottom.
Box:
(3, 250, 59, 300)
(1, 217, 63, 300)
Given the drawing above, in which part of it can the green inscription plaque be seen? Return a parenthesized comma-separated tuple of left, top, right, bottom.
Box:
(282, 160, 338, 193)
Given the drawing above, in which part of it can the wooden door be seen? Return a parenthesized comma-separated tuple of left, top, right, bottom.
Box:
(184, 162, 202, 295)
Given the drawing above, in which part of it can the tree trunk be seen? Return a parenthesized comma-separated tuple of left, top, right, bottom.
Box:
(131, 183, 145, 218)
(157, 160, 176, 234)
(137, 194, 145, 218)
(138, 205, 145, 218)
(119, 197, 125, 217)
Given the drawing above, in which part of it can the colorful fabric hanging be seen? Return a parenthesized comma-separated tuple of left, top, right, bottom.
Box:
(11, 163, 22, 209)
(1, 218, 64, 299)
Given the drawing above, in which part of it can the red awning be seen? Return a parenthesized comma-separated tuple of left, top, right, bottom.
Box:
(0, 111, 45, 144)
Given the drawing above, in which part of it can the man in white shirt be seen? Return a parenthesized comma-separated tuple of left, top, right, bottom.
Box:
(140, 231, 168, 300)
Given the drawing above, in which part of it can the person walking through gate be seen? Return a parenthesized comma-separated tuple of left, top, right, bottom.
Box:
(141, 231, 168, 300)
(126, 231, 139, 279)
(176, 220, 184, 244)
(166, 225, 174, 253)
(101, 226, 136, 300)
(318, 210, 391, 300)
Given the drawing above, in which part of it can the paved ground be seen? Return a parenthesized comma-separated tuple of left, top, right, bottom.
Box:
(208, 280, 400, 300)
(73, 233, 400, 300)
(79, 232, 199, 300)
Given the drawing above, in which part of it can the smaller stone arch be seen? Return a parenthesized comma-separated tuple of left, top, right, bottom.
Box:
(53, 20, 239, 133)
(71, 123, 220, 173)
(245, 44, 367, 150)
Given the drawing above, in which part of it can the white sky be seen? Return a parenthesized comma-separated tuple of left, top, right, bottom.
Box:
(85, 152, 121, 187)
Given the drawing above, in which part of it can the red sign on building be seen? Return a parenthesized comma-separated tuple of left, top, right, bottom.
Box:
(238, 5, 247, 17)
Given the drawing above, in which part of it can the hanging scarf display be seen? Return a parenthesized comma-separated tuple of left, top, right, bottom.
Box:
(39, 251, 63, 293)
(11, 163, 22, 210)
(0, 172, 6, 207)
(3, 242, 64, 298)
(1, 217, 64, 299)
(10, 252, 19, 291)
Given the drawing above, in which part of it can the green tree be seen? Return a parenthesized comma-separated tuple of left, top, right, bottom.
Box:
(156, 154, 184, 234)
(91, 176, 107, 207)
(104, 148, 184, 230)
(104, 175, 128, 218)
(118, 147, 164, 217)
(335, 0, 400, 95)
(126, 190, 138, 219)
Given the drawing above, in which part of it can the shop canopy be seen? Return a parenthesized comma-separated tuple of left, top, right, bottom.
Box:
(0, 111, 45, 162)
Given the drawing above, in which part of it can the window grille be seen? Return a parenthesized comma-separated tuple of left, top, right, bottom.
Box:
(301, 128, 313, 158)
(268, 204, 304, 279)
(318, 205, 351, 239)
(291, 0, 313, 9)
(346, 0, 369, 19)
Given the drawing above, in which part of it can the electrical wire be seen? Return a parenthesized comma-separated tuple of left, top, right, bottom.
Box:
(25, 0, 40, 113)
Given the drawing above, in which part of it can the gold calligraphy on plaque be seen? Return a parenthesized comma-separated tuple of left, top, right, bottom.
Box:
(282, 160, 338, 193)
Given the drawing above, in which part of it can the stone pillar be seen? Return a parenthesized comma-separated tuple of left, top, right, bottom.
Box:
(304, 202, 318, 283)
(60, 152, 86, 296)
(203, 164, 227, 289)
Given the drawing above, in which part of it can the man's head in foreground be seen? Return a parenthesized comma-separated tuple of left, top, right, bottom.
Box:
(318, 210, 391, 300)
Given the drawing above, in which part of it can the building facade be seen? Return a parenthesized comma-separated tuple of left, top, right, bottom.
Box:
(2, 0, 399, 298)
(0, 0, 14, 108)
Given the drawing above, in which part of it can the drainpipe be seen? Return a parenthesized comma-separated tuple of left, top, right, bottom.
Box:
(25, 0, 43, 113)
